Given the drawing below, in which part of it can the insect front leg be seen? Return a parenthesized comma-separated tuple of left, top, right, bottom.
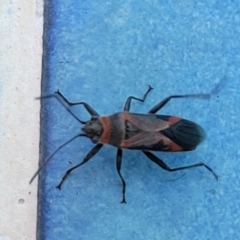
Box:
(116, 149, 126, 203)
(37, 90, 99, 123)
(142, 151, 218, 180)
(124, 85, 153, 111)
(56, 144, 103, 189)
(55, 90, 99, 119)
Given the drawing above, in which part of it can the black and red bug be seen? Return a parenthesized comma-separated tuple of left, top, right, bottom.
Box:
(30, 86, 218, 203)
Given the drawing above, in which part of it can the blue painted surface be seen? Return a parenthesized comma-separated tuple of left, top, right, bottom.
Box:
(38, 1, 240, 239)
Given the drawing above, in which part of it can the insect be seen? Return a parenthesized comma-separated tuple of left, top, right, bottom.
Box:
(30, 86, 218, 203)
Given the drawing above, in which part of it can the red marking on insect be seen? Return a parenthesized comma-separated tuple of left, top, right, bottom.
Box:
(168, 141, 183, 152)
(168, 116, 181, 125)
(99, 116, 112, 144)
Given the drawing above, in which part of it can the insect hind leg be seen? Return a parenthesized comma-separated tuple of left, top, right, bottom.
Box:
(148, 93, 210, 114)
(142, 151, 218, 180)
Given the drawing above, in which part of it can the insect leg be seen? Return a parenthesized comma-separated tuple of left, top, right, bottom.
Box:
(116, 149, 126, 203)
(142, 151, 218, 180)
(148, 93, 210, 114)
(124, 85, 153, 111)
(55, 91, 99, 116)
(56, 143, 103, 189)
(37, 90, 99, 124)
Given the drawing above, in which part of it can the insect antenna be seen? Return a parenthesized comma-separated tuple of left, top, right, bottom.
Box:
(29, 133, 87, 184)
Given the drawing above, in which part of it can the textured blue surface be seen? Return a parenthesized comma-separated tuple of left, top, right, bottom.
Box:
(38, 1, 240, 239)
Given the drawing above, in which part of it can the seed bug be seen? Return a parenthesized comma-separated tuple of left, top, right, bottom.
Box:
(30, 86, 218, 203)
